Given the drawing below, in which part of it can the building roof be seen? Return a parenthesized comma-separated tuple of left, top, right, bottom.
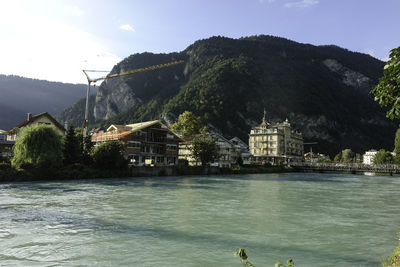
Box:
(105, 120, 183, 141)
(7, 112, 65, 133)
(107, 120, 161, 133)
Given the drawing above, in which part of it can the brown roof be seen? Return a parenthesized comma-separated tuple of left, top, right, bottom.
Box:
(7, 112, 66, 133)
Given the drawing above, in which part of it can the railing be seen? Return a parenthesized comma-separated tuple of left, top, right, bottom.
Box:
(289, 162, 400, 173)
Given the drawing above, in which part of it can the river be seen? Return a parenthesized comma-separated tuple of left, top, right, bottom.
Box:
(0, 173, 399, 266)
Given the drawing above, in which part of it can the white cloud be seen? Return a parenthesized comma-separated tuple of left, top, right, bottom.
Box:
(120, 24, 135, 32)
(284, 0, 319, 8)
(0, 2, 121, 84)
(70, 6, 84, 16)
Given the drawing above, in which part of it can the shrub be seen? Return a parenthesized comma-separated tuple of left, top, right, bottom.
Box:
(91, 141, 128, 170)
(11, 125, 63, 169)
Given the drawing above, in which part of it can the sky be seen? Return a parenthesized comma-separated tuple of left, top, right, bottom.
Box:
(0, 0, 399, 84)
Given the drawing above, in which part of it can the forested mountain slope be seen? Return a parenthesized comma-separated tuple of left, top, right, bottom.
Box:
(57, 35, 396, 156)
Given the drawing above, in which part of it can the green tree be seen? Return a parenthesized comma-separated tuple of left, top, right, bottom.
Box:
(371, 46, 400, 119)
(341, 149, 354, 163)
(62, 126, 81, 165)
(394, 127, 400, 164)
(91, 140, 127, 169)
(11, 125, 63, 169)
(75, 127, 94, 165)
(373, 149, 394, 164)
(190, 135, 219, 166)
(333, 151, 342, 162)
(171, 111, 204, 138)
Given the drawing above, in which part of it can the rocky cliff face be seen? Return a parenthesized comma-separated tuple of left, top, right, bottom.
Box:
(58, 35, 397, 156)
(94, 79, 142, 120)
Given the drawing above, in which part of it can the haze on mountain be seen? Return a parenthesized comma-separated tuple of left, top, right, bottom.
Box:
(57, 35, 397, 156)
(0, 75, 93, 130)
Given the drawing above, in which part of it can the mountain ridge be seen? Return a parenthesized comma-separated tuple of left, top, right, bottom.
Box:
(56, 35, 396, 156)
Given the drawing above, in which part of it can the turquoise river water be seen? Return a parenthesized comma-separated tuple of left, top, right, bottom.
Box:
(0, 172, 399, 266)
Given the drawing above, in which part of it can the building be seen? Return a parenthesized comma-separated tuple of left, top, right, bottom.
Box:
(304, 152, 330, 163)
(91, 120, 182, 166)
(179, 132, 239, 167)
(6, 112, 66, 142)
(229, 137, 252, 165)
(363, 149, 377, 165)
(0, 130, 14, 157)
(249, 110, 303, 164)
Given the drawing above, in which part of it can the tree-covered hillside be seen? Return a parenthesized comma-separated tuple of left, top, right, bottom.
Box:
(57, 35, 397, 156)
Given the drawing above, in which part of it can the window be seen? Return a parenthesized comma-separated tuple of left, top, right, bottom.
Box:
(167, 144, 177, 150)
(127, 141, 141, 148)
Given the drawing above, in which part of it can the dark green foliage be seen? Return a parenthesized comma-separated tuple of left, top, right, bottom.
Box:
(334, 149, 355, 163)
(333, 151, 342, 162)
(91, 141, 128, 169)
(171, 111, 204, 137)
(11, 125, 63, 169)
(371, 46, 400, 119)
(59, 35, 397, 157)
(190, 135, 219, 166)
(74, 127, 94, 165)
(394, 128, 400, 164)
(373, 149, 394, 164)
(62, 126, 81, 165)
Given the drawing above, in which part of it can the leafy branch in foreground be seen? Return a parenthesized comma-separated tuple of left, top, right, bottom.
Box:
(234, 248, 254, 267)
(234, 248, 294, 267)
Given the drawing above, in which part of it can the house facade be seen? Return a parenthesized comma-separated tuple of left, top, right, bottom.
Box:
(363, 149, 377, 165)
(0, 130, 13, 157)
(91, 120, 182, 166)
(249, 111, 304, 164)
(7, 112, 66, 141)
(229, 137, 252, 165)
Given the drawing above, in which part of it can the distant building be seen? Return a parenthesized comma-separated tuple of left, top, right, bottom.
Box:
(0, 130, 13, 157)
(91, 120, 182, 166)
(363, 149, 377, 165)
(179, 132, 239, 167)
(6, 112, 66, 142)
(249, 110, 303, 164)
(304, 151, 330, 163)
(229, 137, 252, 165)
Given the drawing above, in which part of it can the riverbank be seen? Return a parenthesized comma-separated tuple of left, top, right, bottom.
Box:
(0, 163, 292, 183)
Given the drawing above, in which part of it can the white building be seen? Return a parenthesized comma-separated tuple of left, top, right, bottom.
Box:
(363, 149, 377, 165)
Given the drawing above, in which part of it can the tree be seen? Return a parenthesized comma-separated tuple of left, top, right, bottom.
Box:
(394, 127, 400, 164)
(11, 125, 63, 169)
(75, 127, 94, 165)
(171, 111, 204, 138)
(91, 140, 127, 169)
(62, 126, 81, 165)
(341, 149, 354, 163)
(333, 151, 342, 162)
(190, 135, 219, 166)
(373, 149, 394, 165)
(371, 46, 400, 119)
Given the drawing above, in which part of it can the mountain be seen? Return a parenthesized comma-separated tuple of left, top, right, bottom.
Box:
(0, 75, 91, 130)
(56, 35, 397, 156)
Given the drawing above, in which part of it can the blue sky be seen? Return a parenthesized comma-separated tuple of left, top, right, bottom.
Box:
(0, 0, 399, 84)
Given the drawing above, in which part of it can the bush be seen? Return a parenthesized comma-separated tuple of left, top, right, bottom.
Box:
(91, 141, 128, 170)
(11, 125, 63, 169)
